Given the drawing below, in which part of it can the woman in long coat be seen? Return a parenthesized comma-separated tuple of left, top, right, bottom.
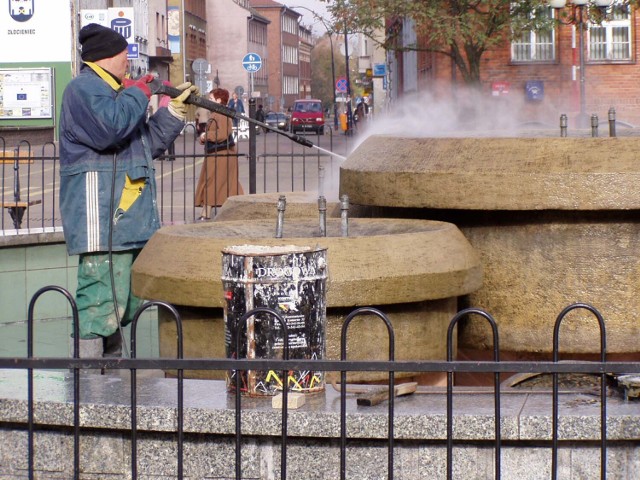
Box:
(195, 88, 244, 220)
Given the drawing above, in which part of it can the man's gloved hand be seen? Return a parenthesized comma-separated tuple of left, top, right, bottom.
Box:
(122, 74, 155, 100)
(168, 82, 199, 120)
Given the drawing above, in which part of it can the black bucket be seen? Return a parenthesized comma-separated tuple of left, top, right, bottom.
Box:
(221, 245, 328, 396)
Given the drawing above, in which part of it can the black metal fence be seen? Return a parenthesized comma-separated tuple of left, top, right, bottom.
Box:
(1, 123, 351, 233)
(2, 286, 639, 479)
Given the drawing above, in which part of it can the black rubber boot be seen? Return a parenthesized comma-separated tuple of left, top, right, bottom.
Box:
(103, 331, 123, 358)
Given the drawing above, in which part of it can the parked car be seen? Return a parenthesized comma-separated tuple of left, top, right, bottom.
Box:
(264, 112, 290, 132)
(290, 99, 325, 135)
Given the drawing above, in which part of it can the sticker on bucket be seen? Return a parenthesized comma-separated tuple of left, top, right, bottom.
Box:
(222, 245, 328, 396)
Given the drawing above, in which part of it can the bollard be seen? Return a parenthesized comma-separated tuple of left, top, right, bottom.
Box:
(591, 114, 598, 137)
(340, 194, 349, 237)
(275, 195, 286, 238)
(318, 195, 327, 237)
(560, 114, 568, 137)
(608, 107, 616, 137)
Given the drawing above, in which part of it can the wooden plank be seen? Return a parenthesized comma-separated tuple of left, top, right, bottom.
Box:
(356, 382, 418, 407)
(272, 392, 306, 409)
(0, 152, 34, 164)
(1, 200, 42, 208)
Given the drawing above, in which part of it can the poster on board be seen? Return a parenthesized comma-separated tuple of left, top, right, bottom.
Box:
(0, 68, 53, 119)
(0, 0, 72, 63)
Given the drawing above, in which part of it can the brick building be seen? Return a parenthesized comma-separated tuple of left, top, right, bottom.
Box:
(206, 0, 269, 103)
(390, 4, 640, 126)
(250, 0, 302, 111)
(299, 24, 313, 100)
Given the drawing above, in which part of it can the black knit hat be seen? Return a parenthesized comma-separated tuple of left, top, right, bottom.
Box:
(79, 23, 128, 62)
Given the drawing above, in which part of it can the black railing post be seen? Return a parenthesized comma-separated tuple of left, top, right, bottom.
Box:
(27, 286, 79, 480)
(446, 308, 501, 480)
(552, 303, 608, 480)
(340, 307, 396, 480)
(12, 148, 20, 203)
(131, 302, 184, 480)
(248, 98, 257, 194)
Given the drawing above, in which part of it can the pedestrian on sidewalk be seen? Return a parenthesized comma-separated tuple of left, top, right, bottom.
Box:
(196, 88, 244, 220)
(227, 91, 245, 127)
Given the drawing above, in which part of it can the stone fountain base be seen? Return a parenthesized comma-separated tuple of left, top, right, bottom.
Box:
(339, 136, 640, 357)
(157, 298, 455, 383)
(132, 218, 482, 382)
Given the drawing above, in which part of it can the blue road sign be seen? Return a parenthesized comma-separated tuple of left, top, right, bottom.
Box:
(336, 77, 348, 93)
(373, 63, 386, 77)
(242, 53, 262, 73)
(127, 43, 139, 60)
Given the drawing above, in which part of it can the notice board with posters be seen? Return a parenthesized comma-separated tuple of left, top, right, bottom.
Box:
(0, 68, 54, 119)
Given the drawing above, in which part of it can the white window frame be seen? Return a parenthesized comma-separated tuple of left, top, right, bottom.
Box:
(587, 2, 632, 61)
(282, 45, 298, 65)
(511, 6, 556, 62)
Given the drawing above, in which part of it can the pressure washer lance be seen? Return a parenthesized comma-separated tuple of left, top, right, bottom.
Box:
(275, 195, 286, 238)
(148, 79, 346, 161)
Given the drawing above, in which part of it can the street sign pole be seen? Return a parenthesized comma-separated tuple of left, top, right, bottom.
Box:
(335, 77, 348, 131)
(242, 53, 262, 103)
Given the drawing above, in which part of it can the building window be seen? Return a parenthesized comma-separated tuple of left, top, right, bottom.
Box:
(282, 45, 298, 64)
(511, 6, 555, 62)
(283, 75, 299, 95)
(282, 15, 298, 35)
(588, 3, 631, 61)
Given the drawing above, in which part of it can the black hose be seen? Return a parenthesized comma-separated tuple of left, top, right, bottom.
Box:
(109, 152, 130, 358)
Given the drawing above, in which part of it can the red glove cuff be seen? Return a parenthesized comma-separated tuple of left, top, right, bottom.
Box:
(122, 75, 153, 100)
(132, 81, 152, 99)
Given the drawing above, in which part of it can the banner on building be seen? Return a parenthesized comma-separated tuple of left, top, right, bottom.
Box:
(80, 10, 109, 28)
(80, 8, 137, 59)
(168, 6, 181, 54)
(80, 8, 135, 44)
(0, 0, 72, 63)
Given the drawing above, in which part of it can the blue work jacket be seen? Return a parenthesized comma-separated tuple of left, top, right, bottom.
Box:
(59, 65, 184, 255)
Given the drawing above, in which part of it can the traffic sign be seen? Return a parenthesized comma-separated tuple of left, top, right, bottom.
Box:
(336, 77, 348, 93)
(127, 44, 139, 59)
(242, 53, 262, 72)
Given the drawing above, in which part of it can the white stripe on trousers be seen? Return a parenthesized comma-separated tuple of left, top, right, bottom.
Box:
(85, 172, 100, 251)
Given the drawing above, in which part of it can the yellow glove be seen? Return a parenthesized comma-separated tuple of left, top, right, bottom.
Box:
(168, 82, 199, 120)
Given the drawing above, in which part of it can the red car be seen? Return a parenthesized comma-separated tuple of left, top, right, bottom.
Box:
(290, 99, 325, 135)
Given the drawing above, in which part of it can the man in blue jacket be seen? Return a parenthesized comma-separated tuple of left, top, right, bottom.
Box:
(59, 23, 197, 359)
(227, 91, 245, 127)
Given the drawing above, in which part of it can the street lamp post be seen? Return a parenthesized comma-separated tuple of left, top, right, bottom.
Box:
(289, 5, 339, 131)
(328, 32, 339, 131)
(343, 21, 353, 135)
(550, 0, 613, 128)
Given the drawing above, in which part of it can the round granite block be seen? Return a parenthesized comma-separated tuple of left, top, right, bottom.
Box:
(132, 218, 482, 307)
(340, 136, 640, 210)
(339, 135, 640, 354)
(134, 218, 481, 381)
(214, 191, 342, 221)
(158, 299, 457, 382)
